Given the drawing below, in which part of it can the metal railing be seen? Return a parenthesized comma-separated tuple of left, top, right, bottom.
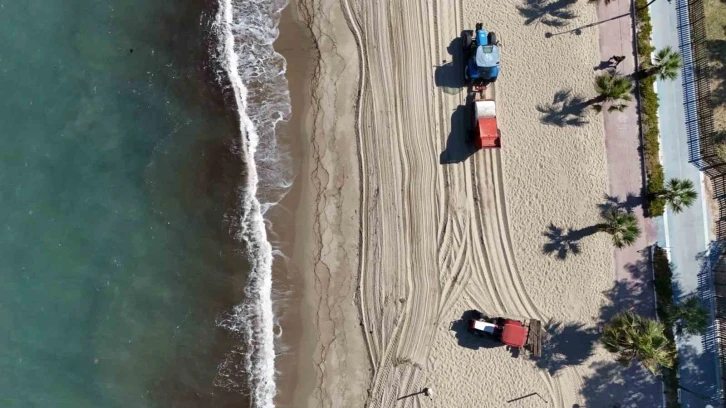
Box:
(678, 0, 726, 401)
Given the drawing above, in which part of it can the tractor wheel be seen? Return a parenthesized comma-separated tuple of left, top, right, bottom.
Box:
(488, 32, 497, 45)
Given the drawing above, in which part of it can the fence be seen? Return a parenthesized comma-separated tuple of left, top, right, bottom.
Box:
(678, 0, 726, 401)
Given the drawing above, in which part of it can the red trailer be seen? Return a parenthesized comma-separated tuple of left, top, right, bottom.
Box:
(471, 85, 501, 149)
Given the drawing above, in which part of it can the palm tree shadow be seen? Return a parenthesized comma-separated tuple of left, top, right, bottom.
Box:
(544, 9, 630, 38)
(536, 89, 589, 127)
(535, 320, 599, 375)
(542, 223, 599, 260)
(576, 249, 662, 406)
(597, 192, 641, 215)
(517, 0, 578, 28)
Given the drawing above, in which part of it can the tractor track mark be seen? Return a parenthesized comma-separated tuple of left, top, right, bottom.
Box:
(353, 0, 444, 405)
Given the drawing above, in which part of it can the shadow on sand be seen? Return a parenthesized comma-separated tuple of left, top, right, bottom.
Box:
(450, 310, 513, 353)
(536, 320, 599, 375)
(434, 36, 465, 94)
(440, 102, 477, 164)
(544, 9, 630, 38)
(576, 250, 663, 407)
(541, 224, 599, 260)
(536, 89, 589, 127)
(517, 0, 578, 28)
(542, 193, 642, 260)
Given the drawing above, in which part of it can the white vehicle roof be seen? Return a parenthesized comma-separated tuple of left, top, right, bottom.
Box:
(472, 320, 497, 333)
(475, 45, 500, 68)
(475, 100, 496, 119)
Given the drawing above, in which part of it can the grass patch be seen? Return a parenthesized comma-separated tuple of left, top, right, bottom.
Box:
(705, 0, 726, 41)
(652, 246, 680, 408)
(635, 0, 665, 217)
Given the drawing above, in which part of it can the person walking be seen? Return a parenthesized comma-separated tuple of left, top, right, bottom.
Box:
(610, 55, 626, 68)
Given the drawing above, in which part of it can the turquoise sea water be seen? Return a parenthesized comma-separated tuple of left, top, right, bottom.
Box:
(0, 1, 253, 406)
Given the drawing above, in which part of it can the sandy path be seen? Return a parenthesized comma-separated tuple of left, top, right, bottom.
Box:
(290, 0, 659, 406)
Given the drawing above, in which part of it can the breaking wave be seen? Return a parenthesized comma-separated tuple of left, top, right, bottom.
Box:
(212, 0, 291, 407)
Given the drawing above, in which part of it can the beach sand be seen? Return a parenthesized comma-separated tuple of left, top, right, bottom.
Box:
(279, 0, 655, 407)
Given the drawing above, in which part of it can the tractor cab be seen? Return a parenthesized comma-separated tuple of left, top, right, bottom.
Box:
(462, 23, 500, 85)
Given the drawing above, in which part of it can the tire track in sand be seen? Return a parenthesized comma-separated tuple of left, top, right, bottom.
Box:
(342, 0, 565, 406)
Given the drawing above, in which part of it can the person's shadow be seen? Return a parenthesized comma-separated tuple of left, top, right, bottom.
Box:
(594, 60, 613, 71)
(440, 102, 477, 164)
(434, 36, 466, 94)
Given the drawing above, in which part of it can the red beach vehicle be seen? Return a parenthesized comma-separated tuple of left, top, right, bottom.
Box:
(470, 85, 501, 149)
(468, 310, 542, 357)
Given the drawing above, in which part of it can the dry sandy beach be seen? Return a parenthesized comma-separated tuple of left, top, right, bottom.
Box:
(276, 0, 658, 407)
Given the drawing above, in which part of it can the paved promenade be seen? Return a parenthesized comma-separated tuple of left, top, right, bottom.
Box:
(651, 0, 722, 405)
(596, 0, 662, 405)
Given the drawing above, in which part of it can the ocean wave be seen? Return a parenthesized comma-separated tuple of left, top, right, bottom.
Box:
(212, 0, 291, 407)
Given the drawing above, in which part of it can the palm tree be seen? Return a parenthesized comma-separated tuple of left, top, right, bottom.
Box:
(598, 208, 641, 248)
(667, 296, 709, 336)
(590, 72, 633, 113)
(602, 311, 676, 374)
(654, 178, 697, 213)
(640, 46, 682, 81)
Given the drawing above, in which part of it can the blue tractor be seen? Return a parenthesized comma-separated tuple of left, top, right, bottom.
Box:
(462, 23, 500, 86)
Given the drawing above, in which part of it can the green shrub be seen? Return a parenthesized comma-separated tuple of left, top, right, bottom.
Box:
(652, 246, 680, 408)
(641, 77, 659, 118)
(635, 0, 650, 22)
(636, 0, 656, 59)
(636, 2, 664, 217)
(653, 246, 674, 318)
(717, 143, 726, 160)
(647, 171, 666, 216)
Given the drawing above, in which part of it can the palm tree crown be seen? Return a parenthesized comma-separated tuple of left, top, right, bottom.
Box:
(598, 208, 641, 248)
(592, 72, 633, 113)
(667, 296, 709, 336)
(657, 178, 697, 213)
(602, 311, 675, 374)
(650, 46, 682, 81)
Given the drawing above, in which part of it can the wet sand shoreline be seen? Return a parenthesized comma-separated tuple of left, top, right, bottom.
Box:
(268, 3, 318, 406)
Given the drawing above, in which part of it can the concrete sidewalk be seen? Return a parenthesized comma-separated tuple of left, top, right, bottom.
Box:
(594, 0, 662, 405)
(650, 0, 722, 405)
(596, 0, 656, 315)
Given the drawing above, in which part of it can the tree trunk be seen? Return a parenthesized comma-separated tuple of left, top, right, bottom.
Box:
(632, 67, 657, 81)
(585, 95, 606, 107)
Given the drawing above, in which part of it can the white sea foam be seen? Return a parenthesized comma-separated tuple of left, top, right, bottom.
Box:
(212, 0, 291, 407)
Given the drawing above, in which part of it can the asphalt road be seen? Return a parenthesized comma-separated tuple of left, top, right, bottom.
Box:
(650, 0, 721, 405)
